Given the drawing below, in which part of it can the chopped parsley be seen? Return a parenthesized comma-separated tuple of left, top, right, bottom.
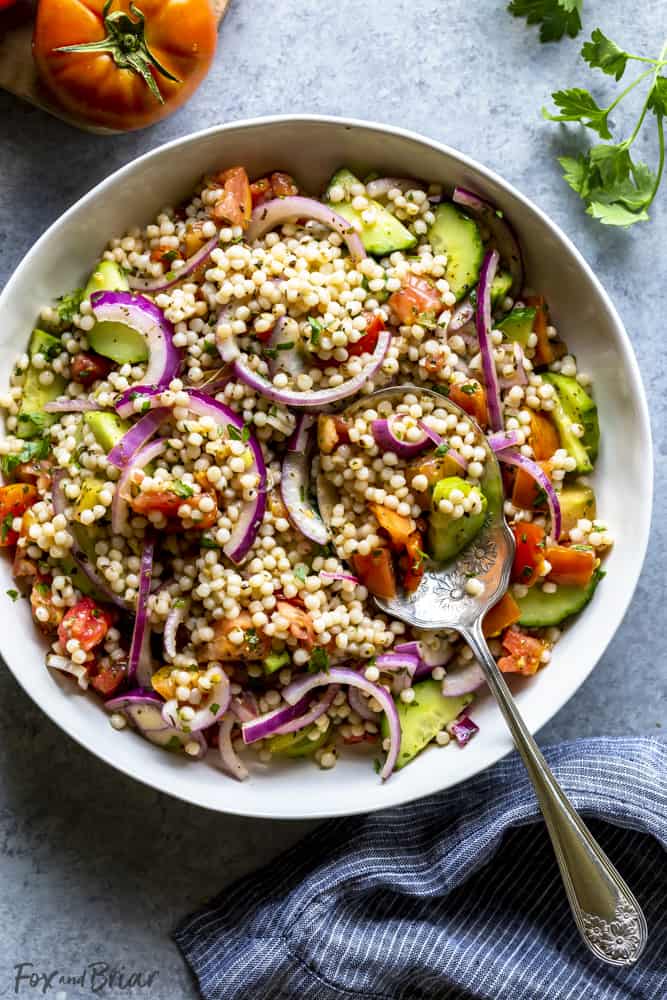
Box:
(227, 422, 250, 442)
(0, 437, 50, 477)
(308, 646, 330, 673)
(200, 535, 220, 550)
(164, 735, 183, 752)
(168, 480, 195, 499)
(244, 627, 261, 650)
(56, 288, 84, 324)
(434, 442, 450, 457)
(460, 383, 477, 396)
(373, 758, 382, 774)
(307, 316, 323, 346)
(5, 589, 19, 602)
(1, 514, 13, 543)
(534, 487, 548, 507)
(293, 564, 308, 583)
(173, 598, 187, 608)
(209, 703, 220, 715)
(161, 249, 178, 263)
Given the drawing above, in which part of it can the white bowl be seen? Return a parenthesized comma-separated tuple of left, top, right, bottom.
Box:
(0, 116, 652, 819)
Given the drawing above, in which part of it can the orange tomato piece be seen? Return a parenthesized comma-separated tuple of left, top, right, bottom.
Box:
(449, 381, 489, 429)
(353, 546, 397, 600)
(483, 592, 521, 637)
(369, 502, 414, 550)
(510, 522, 546, 587)
(388, 275, 442, 326)
(512, 461, 553, 511)
(212, 167, 252, 229)
(523, 295, 562, 367)
(498, 628, 546, 675)
(270, 171, 299, 198)
(0, 483, 38, 547)
(400, 530, 426, 594)
(276, 600, 315, 649)
(544, 545, 596, 588)
(33, 0, 217, 132)
(529, 411, 560, 461)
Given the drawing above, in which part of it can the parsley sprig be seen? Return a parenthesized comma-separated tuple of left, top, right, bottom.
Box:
(543, 31, 667, 226)
(508, 0, 583, 44)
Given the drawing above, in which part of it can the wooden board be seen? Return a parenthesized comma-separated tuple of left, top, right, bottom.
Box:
(0, 0, 230, 133)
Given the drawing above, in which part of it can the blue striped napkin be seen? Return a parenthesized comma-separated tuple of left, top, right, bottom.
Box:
(174, 737, 666, 1000)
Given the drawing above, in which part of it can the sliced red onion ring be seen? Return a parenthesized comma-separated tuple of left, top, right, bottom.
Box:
(441, 662, 486, 696)
(449, 713, 479, 746)
(375, 652, 419, 676)
(365, 177, 424, 199)
(115, 384, 164, 419)
(487, 429, 523, 452)
(127, 535, 154, 685)
(107, 407, 170, 468)
(218, 714, 248, 781)
(241, 693, 312, 744)
(246, 196, 366, 261)
(348, 685, 378, 722)
(475, 250, 503, 432)
(394, 639, 454, 680)
(44, 398, 107, 413)
(232, 328, 391, 409)
(163, 601, 186, 660)
(51, 469, 128, 609)
(89, 291, 181, 387)
(186, 390, 267, 563)
(105, 690, 207, 757)
(417, 421, 468, 471)
(128, 234, 218, 293)
(163, 667, 231, 733)
(46, 653, 89, 688)
(266, 316, 304, 378)
(215, 305, 241, 364)
(498, 342, 528, 390)
(498, 449, 562, 540)
(449, 297, 474, 332)
(273, 684, 339, 736)
(113, 438, 166, 536)
(453, 187, 524, 297)
(281, 415, 329, 545)
(371, 416, 430, 458)
(282, 667, 401, 780)
(320, 571, 360, 585)
(230, 691, 259, 723)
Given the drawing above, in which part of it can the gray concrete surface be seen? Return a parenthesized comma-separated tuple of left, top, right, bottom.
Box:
(0, 1, 665, 996)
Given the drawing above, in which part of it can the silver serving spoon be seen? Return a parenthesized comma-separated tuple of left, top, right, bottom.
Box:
(317, 384, 647, 966)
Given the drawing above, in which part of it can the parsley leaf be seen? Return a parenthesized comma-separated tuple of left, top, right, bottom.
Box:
(543, 88, 611, 139)
(168, 480, 195, 499)
(508, 0, 583, 44)
(200, 535, 220, 550)
(434, 443, 450, 457)
(582, 28, 629, 80)
(6, 589, 19, 602)
(307, 316, 323, 346)
(293, 565, 308, 583)
(56, 288, 85, 324)
(1, 514, 14, 543)
(648, 76, 667, 118)
(227, 423, 250, 442)
(244, 627, 260, 651)
(0, 437, 50, 478)
(308, 647, 330, 674)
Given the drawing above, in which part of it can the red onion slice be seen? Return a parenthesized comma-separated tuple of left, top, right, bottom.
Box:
(89, 291, 182, 387)
(127, 535, 154, 685)
(498, 342, 528, 390)
(441, 663, 486, 696)
(394, 639, 454, 680)
(487, 429, 523, 452)
(241, 694, 312, 744)
(230, 691, 259, 723)
(266, 316, 304, 378)
(375, 652, 419, 676)
(246, 196, 366, 261)
(128, 234, 218, 293)
(218, 714, 248, 781)
(282, 667, 401, 780)
(163, 668, 231, 733)
(417, 421, 468, 471)
(449, 713, 479, 746)
(475, 250, 504, 432)
(453, 187, 524, 297)
(113, 437, 166, 536)
(163, 601, 186, 661)
(449, 297, 475, 332)
(371, 416, 430, 458)
(281, 415, 329, 545)
(320, 571, 360, 585)
(232, 328, 391, 409)
(105, 691, 207, 757)
(273, 684, 339, 736)
(348, 685, 378, 722)
(107, 407, 170, 468)
(498, 448, 562, 540)
(51, 469, 128, 609)
(44, 398, 108, 413)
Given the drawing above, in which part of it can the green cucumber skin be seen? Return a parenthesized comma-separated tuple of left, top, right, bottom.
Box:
(516, 571, 603, 627)
(326, 168, 416, 255)
(381, 680, 473, 770)
(427, 203, 484, 301)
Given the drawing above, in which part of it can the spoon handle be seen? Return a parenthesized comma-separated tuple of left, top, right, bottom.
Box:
(464, 619, 648, 966)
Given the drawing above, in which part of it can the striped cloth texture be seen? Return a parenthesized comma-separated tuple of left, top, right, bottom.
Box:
(174, 737, 666, 1000)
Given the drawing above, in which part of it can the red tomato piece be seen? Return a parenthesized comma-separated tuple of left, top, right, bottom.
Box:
(0, 483, 38, 547)
(388, 275, 442, 326)
(498, 628, 546, 676)
(270, 172, 299, 198)
(71, 352, 113, 385)
(58, 597, 114, 652)
(510, 522, 546, 587)
(212, 167, 252, 229)
(89, 659, 126, 696)
(347, 314, 384, 357)
(449, 381, 489, 429)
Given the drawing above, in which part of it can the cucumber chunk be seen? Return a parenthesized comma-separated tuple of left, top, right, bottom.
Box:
(267, 725, 329, 757)
(83, 260, 129, 299)
(381, 679, 473, 769)
(516, 570, 603, 627)
(490, 270, 513, 307)
(498, 307, 536, 346)
(84, 411, 130, 452)
(264, 651, 290, 674)
(84, 259, 148, 364)
(427, 203, 484, 301)
(17, 329, 66, 440)
(559, 484, 596, 535)
(541, 374, 599, 473)
(428, 476, 488, 563)
(325, 168, 416, 255)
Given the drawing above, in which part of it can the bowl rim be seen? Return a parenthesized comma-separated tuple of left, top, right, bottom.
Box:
(0, 114, 653, 818)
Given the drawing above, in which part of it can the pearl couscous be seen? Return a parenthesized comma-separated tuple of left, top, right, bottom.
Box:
(0, 165, 609, 781)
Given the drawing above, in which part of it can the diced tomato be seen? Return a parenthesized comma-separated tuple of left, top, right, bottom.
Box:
(204, 612, 271, 661)
(70, 351, 113, 385)
(89, 659, 126, 697)
(255, 322, 276, 344)
(317, 414, 351, 453)
(483, 592, 521, 637)
(407, 453, 465, 508)
(400, 530, 425, 594)
(369, 502, 414, 550)
(512, 461, 553, 511)
(250, 177, 272, 208)
(511, 522, 546, 587)
(211, 166, 252, 229)
(58, 597, 114, 652)
(276, 600, 315, 648)
(127, 489, 218, 529)
(545, 545, 596, 588)
(449, 381, 489, 428)
(14, 459, 52, 493)
(498, 628, 546, 676)
(353, 546, 397, 600)
(388, 275, 442, 326)
(523, 295, 566, 368)
(270, 171, 298, 198)
(529, 411, 560, 461)
(347, 314, 384, 357)
(182, 222, 210, 258)
(0, 483, 38, 547)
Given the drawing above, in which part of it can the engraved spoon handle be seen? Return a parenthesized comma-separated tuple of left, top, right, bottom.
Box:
(463, 619, 647, 966)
